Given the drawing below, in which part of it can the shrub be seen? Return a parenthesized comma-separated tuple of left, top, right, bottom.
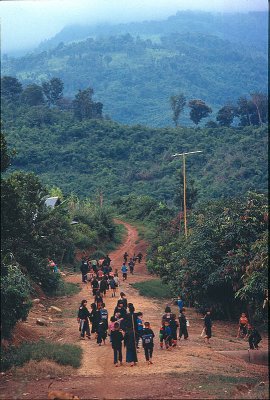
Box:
(1, 340, 83, 371)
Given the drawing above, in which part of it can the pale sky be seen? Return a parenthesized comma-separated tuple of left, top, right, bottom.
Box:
(0, 0, 268, 54)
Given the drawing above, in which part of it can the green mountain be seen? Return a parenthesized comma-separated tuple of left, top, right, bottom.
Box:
(2, 11, 267, 127)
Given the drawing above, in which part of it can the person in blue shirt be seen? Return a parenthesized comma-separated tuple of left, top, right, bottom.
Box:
(177, 295, 184, 313)
(164, 320, 172, 350)
(136, 312, 143, 348)
(121, 263, 128, 281)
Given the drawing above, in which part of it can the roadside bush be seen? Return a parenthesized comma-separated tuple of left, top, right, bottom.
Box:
(1, 340, 83, 371)
(1, 265, 32, 339)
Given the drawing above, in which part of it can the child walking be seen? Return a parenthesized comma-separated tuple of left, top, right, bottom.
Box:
(179, 308, 189, 340)
(142, 322, 155, 365)
(111, 322, 124, 366)
(164, 320, 172, 350)
(170, 314, 179, 347)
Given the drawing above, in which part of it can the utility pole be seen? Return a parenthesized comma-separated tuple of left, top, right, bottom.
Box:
(172, 150, 203, 238)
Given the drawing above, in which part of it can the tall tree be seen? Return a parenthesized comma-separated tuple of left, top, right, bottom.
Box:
(216, 104, 236, 126)
(250, 92, 268, 126)
(170, 93, 186, 126)
(1, 76, 22, 103)
(42, 77, 64, 106)
(236, 96, 253, 126)
(21, 84, 44, 106)
(72, 88, 102, 120)
(188, 99, 212, 125)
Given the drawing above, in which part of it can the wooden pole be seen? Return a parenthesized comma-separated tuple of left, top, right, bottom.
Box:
(183, 154, 187, 238)
(131, 313, 138, 362)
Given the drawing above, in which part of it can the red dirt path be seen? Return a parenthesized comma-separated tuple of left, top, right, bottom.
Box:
(0, 221, 268, 400)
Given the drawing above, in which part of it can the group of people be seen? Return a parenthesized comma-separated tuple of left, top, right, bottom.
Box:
(77, 292, 155, 366)
(77, 252, 263, 369)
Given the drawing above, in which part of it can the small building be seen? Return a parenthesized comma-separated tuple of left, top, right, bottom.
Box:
(44, 196, 61, 208)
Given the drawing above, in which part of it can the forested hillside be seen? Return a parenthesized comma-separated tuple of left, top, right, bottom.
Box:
(2, 77, 268, 204)
(2, 12, 267, 127)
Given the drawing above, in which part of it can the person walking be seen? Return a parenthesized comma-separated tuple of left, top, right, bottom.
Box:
(179, 308, 189, 340)
(128, 258, 135, 275)
(121, 263, 128, 281)
(80, 259, 89, 283)
(91, 277, 99, 297)
(204, 310, 212, 345)
(117, 292, 128, 309)
(109, 275, 117, 297)
(77, 300, 91, 340)
(111, 322, 124, 366)
(142, 322, 155, 365)
(89, 303, 99, 335)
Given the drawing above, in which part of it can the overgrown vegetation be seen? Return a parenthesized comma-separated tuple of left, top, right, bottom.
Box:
(1, 340, 82, 371)
(0, 132, 120, 338)
(132, 279, 172, 299)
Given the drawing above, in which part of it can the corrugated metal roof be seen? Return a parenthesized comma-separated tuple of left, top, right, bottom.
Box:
(44, 197, 61, 208)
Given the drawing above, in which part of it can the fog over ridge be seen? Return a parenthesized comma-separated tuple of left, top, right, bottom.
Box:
(0, 0, 267, 54)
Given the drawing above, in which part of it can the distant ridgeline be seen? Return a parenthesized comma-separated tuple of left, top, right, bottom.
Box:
(1, 11, 267, 127)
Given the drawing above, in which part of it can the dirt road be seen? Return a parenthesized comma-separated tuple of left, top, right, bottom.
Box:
(0, 221, 268, 399)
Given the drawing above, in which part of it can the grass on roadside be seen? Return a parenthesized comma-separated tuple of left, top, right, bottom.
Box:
(1, 340, 83, 372)
(167, 372, 267, 399)
(11, 359, 76, 379)
(131, 279, 172, 299)
(53, 281, 81, 297)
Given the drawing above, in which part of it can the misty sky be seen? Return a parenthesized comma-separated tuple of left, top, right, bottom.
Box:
(0, 0, 267, 54)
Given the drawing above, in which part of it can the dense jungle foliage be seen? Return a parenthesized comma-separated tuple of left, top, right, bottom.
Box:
(1, 76, 268, 203)
(0, 132, 120, 338)
(115, 192, 268, 323)
(2, 12, 267, 127)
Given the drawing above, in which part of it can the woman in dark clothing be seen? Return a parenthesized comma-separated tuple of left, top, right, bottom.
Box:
(117, 292, 128, 309)
(204, 310, 212, 345)
(114, 302, 127, 319)
(77, 300, 91, 339)
(91, 277, 99, 297)
(94, 290, 103, 310)
(124, 330, 138, 366)
(169, 314, 179, 346)
(89, 303, 99, 334)
(99, 277, 107, 296)
(179, 309, 189, 340)
(248, 325, 262, 349)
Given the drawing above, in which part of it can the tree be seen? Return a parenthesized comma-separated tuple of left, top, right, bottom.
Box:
(72, 88, 94, 120)
(170, 93, 186, 126)
(21, 84, 44, 106)
(1, 76, 22, 103)
(188, 99, 212, 125)
(236, 96, 253, 126)
(42, 77, 64, 106)
(250, 92, 268, 126)
(216, 104, 236, 126)
(1, 130, 14, 172)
